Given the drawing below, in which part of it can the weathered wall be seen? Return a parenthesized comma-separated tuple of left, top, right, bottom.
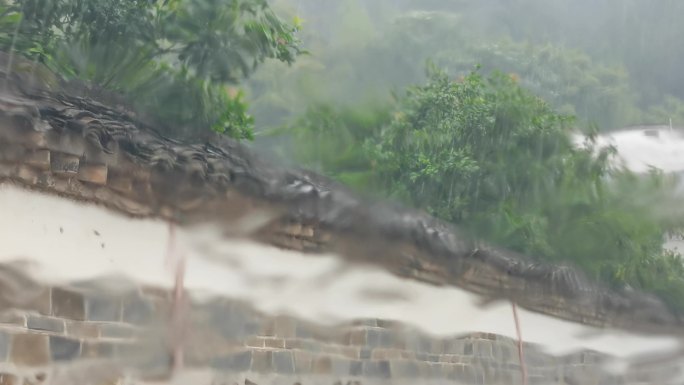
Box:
(0, 279, 680, 385)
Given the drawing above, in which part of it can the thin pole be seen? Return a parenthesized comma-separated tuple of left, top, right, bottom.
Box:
(512, 302, 528, 385)
(166, 222, 186, 375)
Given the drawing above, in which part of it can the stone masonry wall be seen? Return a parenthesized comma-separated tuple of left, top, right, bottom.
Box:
(0, 278, 680, 385)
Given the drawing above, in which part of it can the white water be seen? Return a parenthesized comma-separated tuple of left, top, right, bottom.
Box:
(575, 125, 684, 252)
(574, 125, 684, 174)
(0, 184, 678, 362)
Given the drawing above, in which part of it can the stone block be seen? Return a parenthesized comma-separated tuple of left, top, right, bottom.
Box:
(65, 321, 99, 338)
(405, 334, 432, 353)
(293, 350, 312, 374)
(86, 295, 123, 322)
(426, 363, 445, 378)
(10, 333, 50, 366)
(81, 341, 116, 359)
(51, 288, 85, 321)
(210, 301, 260, 340)
(77, 164, 108, 185)
(474, 340, 493, 358)
(115, 341, 171, 379)
(36, 171, 56, 188)
(496, 341, 516, 364)
(24, 149, 50, 170)
(379, 329, 398, 348)
(121, 293, 153, 324)
(15, 165, 38, 184)
(284, 338, 303, 349)
(362, 360, 391, 379)
(0, 311, 26, 327)
(99, 323, 136, 339)
(359, 347, 371, 360)
(251, 350, 272, 373)
(17, 287, 51, 315)
(459, 365, 485, 385)
(340, 346, 359, 359)
(0, 373, 19, 385)
(26, 315, 65, 333)
(50, 152, 79, 175)
(272, 350, 295, 374)
(352, 319, 377, 327)
(312, 356, 332, 374)
(328, 357, 351, 377)
(371, 348, 386, 360)
(525, 351, 550, 367)
(49, 336, 81, 361)
(347, 329, 366, 346)
(264, 338, 285, 349)
(298, 339, 323, 353)
(529, 375, 551, 385)
(273, 316, 297, 338)
(0, 163, 13, 178)
(0, 142, 24, 162)
(389, 360, 420, 378)
(22, 130, 47, 148)
(107, 173, 133, 194)
(430, 339, 445, 354)
(464, 341, 473, 355)
(295, 322, 314, 339)
(349, 360, 363, 376)
(0, 331, 9, 361)
(246, 336, 265, 348)
(212, 351, 252, 371)
(365, 328, 384, 348)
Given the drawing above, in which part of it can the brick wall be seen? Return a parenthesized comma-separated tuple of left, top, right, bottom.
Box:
(0, 277, 680, 385)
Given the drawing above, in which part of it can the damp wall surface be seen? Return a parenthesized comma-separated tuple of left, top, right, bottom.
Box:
(0, 279, 679, 385)
(0, 185, 682, 384)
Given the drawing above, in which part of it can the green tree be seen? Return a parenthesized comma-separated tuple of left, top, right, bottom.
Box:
(436, 41, 640, 130)
(270, 102, 391, 191)
(0, 0, 302, 140)
(370, 68, 684, 309)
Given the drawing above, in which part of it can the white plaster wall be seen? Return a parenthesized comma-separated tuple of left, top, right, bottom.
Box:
(0, 184, 678, 363)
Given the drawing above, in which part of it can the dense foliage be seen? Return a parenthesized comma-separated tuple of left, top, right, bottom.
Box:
(0, 0, 302, 139)
(282, 68, 684, 312)
(249, 1, 684, 132)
